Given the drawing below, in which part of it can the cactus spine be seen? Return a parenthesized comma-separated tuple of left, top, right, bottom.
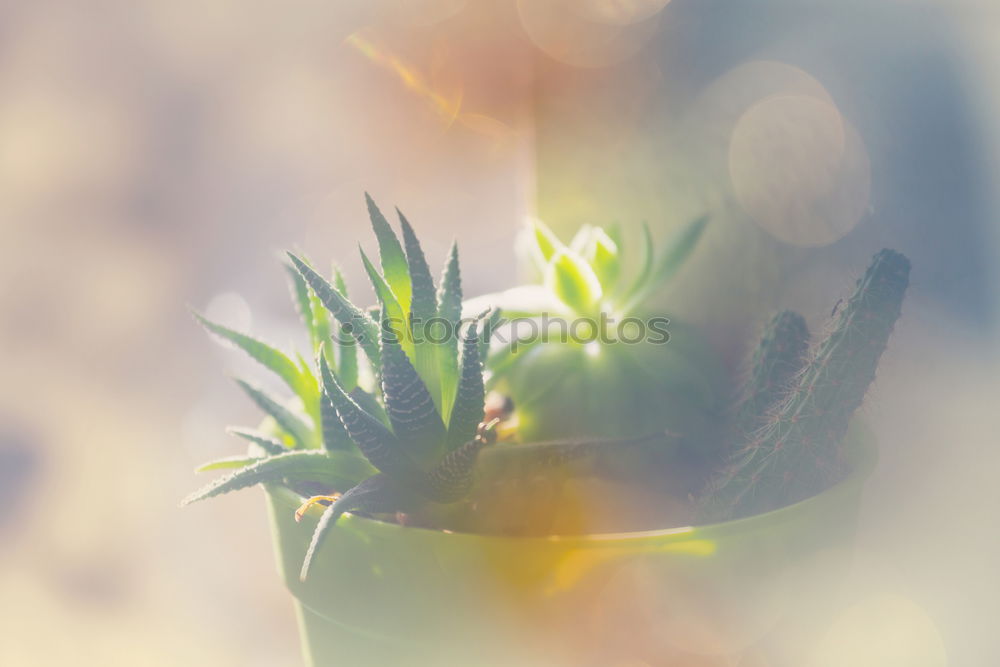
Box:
(702, 249, 910, 520)
(733, 310, 811, 438)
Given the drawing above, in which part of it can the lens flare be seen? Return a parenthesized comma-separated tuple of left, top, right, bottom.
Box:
(345, 30, 463, 127)
(567, 0, 672, 26)
(729, 95, 871, 247)
(517, 0, 661, 69)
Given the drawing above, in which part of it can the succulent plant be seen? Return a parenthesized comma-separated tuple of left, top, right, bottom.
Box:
(700, 249, 911, 521)
(476, 218, 724, 444)
(731, 310, 811, 438)
(185, 195, 500, 580)
(185, 187, 911, 584)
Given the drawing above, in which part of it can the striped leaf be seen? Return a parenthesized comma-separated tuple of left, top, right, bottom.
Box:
(398, 210, 438, 324)
(349, 387, 391, 428)
(300, 472, 418, 581)
(194, 312, 303, 395)
(182, 450, 375, 505)
(446, 318, 486, 451)
(319, 356, 426, 488)
(287, 253, 381, 369)
(365, 193, 412, 313)
(234, 380, 314, 448)
(398, 210, 442, 413)
(380, 314, 446, 465)
(427, 435, 487, 503)
(226, 427, 288, 456)
(195, 456, 260, 472)
(359, 248, 412, 359)
(332, 268, 359, 391)
(437, 241, 462, 419)
(320, 385, 352, 451)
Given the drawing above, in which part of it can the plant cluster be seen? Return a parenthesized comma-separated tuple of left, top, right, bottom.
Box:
(186, 195, 499, 580)
(186, 196, 910, 578)
(700, 248, 910, 520)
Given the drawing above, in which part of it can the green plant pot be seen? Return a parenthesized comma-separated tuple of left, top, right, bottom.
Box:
(264, 427, 876, 666)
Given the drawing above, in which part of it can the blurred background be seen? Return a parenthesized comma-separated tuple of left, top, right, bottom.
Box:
(1, 0, 997, 664)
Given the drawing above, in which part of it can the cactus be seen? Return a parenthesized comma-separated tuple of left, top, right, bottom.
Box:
(732, 310, 811, 438)
(186, 195, 501, 580)
(701, 249, 910, 521)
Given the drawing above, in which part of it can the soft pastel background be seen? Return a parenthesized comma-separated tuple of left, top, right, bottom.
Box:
(1, 1, 998, 665)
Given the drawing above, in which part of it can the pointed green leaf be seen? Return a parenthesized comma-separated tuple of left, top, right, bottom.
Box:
(285, 261, 314, 337)
(227, 427, 288, 456)
(299, 472, 417, 581)
(349, 387, 390, 428)
(380, 314, 446, 465)
(583, 228, 621, 289)
(605, 222, 623, 250)
(365, 193, 412, 313)
(319, 356, 426, 487)
(360, 248, 413, 359)
(624, 216, 708, 312)
(287, 253, 381, 369)
(427, 434, 488, 502)
(234, 379, 315, 448)
(286, 255, 332, 367)
(194, 312, 303, 395)
(320, 384, 352, 451)
(437, 241, 463, 417)
(183, 450, 376, 505)
(544, 249, 603, 315)
(309, 292, 333, 359)
(651, 215, 708, 286)
(622, 222, 655, 308)
(332, 268, 359, 391)
(333, 267, 350, 298)
(447, 318, 485, 451)
(462, 285, 559, 320)
(294, 353, 322, 429)
(529, 219, 564, 271)
(397, 210, 437, 323)
(398, 210, 443, 412)
(478, 307, 502, 363)
(568, 224, 596, 254)
(195, 456, 261, 472)
(437, 241, 463, 325)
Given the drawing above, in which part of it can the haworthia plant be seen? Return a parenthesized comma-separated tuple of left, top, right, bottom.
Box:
(299, 317, 494, 580)
(700, 249, 910, 521)
(187, 195, 502, 581)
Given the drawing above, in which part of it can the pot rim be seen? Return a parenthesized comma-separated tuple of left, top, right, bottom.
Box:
(268, 423, 877, 546)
